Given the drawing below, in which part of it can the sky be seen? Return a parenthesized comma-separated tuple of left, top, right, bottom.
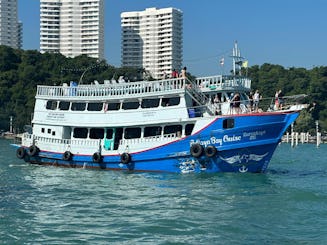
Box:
(18, 0, 327, 77)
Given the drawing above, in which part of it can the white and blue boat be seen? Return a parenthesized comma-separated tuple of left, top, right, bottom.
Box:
(13, 44, 307, 173)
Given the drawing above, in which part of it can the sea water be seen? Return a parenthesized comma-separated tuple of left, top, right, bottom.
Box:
(1, 139, 326, 244)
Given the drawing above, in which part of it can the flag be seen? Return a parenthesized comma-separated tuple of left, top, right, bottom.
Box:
(219, 57, 224, 66)
(242, 60, 248, 68)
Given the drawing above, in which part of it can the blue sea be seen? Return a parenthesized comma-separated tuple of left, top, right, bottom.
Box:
(1, 139, 326, 244)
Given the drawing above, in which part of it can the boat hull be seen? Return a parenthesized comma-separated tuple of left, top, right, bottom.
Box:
(13, 111, 299, 174)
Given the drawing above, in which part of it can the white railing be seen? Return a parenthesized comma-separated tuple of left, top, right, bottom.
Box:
(119, 133, 178, 146)
(23, 133, 100, 148)
(195, 75, 251, 90)
(36, 78, 187, 99)
(35, 75, 251, 100)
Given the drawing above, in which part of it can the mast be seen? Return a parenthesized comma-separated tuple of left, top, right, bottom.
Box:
(231, 41, 244, 75)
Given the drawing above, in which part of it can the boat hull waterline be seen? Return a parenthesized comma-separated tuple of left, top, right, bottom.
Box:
(14, 111, 299, 173)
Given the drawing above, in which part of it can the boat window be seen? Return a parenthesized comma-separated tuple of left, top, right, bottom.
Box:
(223, 118, 234, 129)
(41, 128, 45, 133)
(106, 102, 120, 111)
(141, 98, 160, 108)
(59, 101, 70, 110)
(161, 97, 180, 107)
(164, 125, 182, 135)
(114, 128, 123, 150)
(106, 129, 114, 139)
(185, 124, 195, 136)
(122, 101, 140, 110)
(89, 128, 104, 139)
(46, 100, 57, 110)
(71, 102, 86, 111)
(124, 127, 141, 139)
(144, 126, 162, 137)
(88, 102, 103, 111)
(73, 128, 88, 138)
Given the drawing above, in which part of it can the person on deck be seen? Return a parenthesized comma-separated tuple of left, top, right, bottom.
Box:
(253, 90, 261, 112)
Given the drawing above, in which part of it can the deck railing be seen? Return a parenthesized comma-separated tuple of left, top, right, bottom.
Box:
(35, 75, 251, 100)
(195, 75, 251, 90)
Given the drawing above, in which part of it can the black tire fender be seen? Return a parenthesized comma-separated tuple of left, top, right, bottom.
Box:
(204, 145, 217, 157)
(190, 143, 204, 158)
(120, 152, 131, 164)
(28, 145, 39, 156)
(16, 147, 26, 159)
(63, 151, 73, 161)
(92, 152, 102, 163)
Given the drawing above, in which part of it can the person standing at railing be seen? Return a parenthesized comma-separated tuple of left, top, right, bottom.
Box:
(180, 67, 187, 78)
(274, 90, 280, 110)
(278, 89, 284, 109)
(248, 91, 254, 112)
(171, 69, 178, 78)
(253, 90, 261, 112)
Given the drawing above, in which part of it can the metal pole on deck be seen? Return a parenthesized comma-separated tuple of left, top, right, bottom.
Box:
(316, 121, 320, 148)
(291, 123, 294, 147)
(9, 116, 13, 133)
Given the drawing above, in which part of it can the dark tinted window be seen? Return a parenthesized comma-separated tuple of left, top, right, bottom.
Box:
(223, 118, 235, 129)
(161, 97, 180, 107)
(71, 102, 86, 111)
(73, 128, 88, 138)
(88, 102, 103, 111)
(89, 128, 104, 139)
(185, 124, 195, 135)
(46, 100, 57, 110)
(106, 129, 114, 139)
(124, 127, 141, 139)
(106, 102, 120, 111)
(122, 101, 140, 110)
(164, 125, 182, 134)
(141, 98, 160, 108)
(59, 101, 70, 110)
(144, 126, 162, 137)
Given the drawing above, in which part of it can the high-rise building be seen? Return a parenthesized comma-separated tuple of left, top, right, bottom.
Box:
(121, 7, 183, 79)
(40, 0, 104, 59)
(0, 0, 22, 49)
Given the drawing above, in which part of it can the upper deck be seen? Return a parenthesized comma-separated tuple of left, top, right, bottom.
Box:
(35, 75, 251, 101)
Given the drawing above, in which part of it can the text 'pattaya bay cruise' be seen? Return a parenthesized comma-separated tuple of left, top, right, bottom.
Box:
(13, 43, 307, 173)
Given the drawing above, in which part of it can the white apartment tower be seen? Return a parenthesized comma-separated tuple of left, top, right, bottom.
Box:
(0, 0, 22, 49)
(121, 7, 183, 79)
(40, 0, 104, 59)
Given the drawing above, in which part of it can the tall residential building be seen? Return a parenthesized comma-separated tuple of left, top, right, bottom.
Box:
(40, 0, 104, 59)
(121, 7, 183, 79)
(0, 0, 22, 49)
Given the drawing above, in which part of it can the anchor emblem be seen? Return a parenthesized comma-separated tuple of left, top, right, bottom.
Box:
(239, 165, 248, 173)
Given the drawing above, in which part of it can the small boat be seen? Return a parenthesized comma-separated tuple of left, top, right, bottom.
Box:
(12, 43, 307, 173)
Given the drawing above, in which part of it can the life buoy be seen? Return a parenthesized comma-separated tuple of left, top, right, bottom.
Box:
(120, 152, 131, 164)
(63, 151, 73, 161)
(16, 147, 25, 159)
(92, 152, 102, 163)
(204, 145, 217, 157)
(190, 143, 203, 158)
(27, 145, 39, 156)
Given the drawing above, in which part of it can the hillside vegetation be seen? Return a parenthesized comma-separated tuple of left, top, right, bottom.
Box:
(0, 45, 326, 133)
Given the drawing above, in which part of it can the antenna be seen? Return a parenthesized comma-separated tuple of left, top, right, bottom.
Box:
(231, 41, 245, 75)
